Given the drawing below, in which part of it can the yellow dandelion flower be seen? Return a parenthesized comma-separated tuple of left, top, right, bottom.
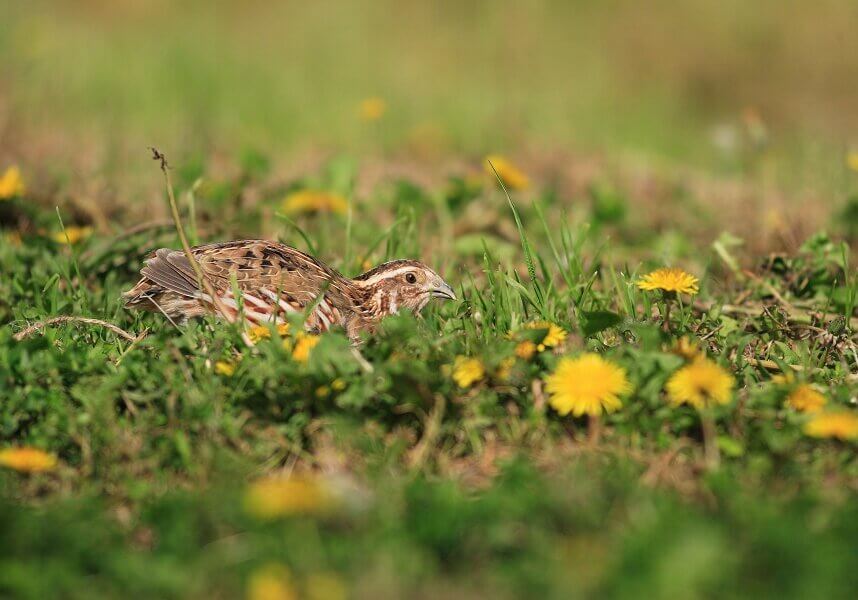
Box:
(847, 151, 858, 173)
(0, 166, 25, 199)
(244, 475, 334, 519)
(665, 358, 734, 409)
(524, 321, 567, 349)
(276, 323, 291, 336)
(315, 385, 330, 398)
(0, 447, 57, 473)
(247, 563, 297, 600)
(247, 325, 273, 344)
(515, 340, 537, 360)
(786, 384, 826, 413)
(804, 412, 858, 441)
(771, 372, 796, 386)
(452, 356, 485, 388)
(305, 572, 347, 600)
(484, 155, 529, 190)
(52, 225, 92, 245)
(215, 360, 236, 377)
(637, 268, 699, 296)
(671, 336, 702, 361)
(291, 332, 320, 363)
(331, 378, 347, 391)
(358, 96, 387, 121)
(282, 190, 348, 216)
(496, 356, 516, 382)
(545, 353, 631, 417)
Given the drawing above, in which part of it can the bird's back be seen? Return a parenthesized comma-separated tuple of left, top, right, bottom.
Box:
(123, 240, 359, 329)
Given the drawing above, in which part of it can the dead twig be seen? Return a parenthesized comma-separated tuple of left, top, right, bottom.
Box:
(408, 393, 446, 470)
(14, 316, 142, 342)
(741, 268, 795, 312)
(641, 439, 690, 487)
(743, 357, 858, 382)
(695, 300, 858, 330)
(150, 147, 235, 324)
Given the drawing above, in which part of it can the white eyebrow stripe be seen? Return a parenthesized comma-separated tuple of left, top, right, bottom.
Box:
(356, 266, 418, 286)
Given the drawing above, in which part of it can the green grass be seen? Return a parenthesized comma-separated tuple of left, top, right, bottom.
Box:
(2, 153, 857, 597)
(2, 2, 858, 598)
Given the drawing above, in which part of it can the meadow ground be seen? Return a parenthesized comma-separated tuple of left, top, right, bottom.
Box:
(2, 2, 858, 599)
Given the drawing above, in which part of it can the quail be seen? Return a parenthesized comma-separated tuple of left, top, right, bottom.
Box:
(123, 240, 456, 341)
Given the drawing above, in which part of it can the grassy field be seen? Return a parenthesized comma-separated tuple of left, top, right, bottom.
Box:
(2, 2, 858, 599)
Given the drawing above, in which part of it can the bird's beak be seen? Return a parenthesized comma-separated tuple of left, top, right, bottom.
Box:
(431, 280, 457, 301)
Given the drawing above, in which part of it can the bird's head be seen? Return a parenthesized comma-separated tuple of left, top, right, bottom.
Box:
(352, 259, 456, 317)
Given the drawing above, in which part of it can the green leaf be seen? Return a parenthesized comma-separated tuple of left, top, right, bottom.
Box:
(581, 310, 622, 336)
(717, 435, 744, 458)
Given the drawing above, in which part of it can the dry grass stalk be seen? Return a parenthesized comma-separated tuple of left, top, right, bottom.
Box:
(13, 316, 143, 342)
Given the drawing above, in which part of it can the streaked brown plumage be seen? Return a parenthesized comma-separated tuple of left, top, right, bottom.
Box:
(122, 240, 455, 342)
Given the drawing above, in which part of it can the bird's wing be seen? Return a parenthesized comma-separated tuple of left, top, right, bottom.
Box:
(140, 240, 353, 311)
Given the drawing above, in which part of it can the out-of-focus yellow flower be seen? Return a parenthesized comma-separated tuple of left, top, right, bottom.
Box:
(763, 209, 788, 235)
(282, 190, 348, 216)
(52, 226, 92, 245)
(545, 353, 631, 417)
(665, 358, 734, 409)
(247, 323, 290, 344)
(331, 378, 347, 391)
(671, 336, 702, 361)
(305, 572, 347, 600)
(846, 151, 858, 173)
(4, 231, 23, 247)
(358, 97, 387, 121)
(524, 321, 567, 351)
(0, 166, 25, 199)
(215, 360, 236, 377)
(496, 356, 516, 382)
(484, 155, 529, 190)
(786, 384, 826, 413)
(247, 563, 297, 600)
(772, 372, 796, 386)
(0, 447, 57, 473)
(515, 340, 537, 360)
(244, 475, 334, 519)
(248, 325, 272, 343)
(291, 333, 320, 363)
(637, 268, 699, 296)
(452, 356, 485, 388)
(804, 412, 858, 441)
(315, 385, 330, 398)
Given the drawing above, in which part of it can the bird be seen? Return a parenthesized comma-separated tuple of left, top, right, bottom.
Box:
(122, 239, 456, 342)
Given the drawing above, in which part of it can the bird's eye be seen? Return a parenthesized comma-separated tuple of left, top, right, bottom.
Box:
(405, 272, 417, 284)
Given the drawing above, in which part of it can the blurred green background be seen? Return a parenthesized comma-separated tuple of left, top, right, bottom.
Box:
(2, 0, 857, 177)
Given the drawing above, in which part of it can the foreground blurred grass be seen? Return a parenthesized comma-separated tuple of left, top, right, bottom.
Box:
(4, 459, 858, 599)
